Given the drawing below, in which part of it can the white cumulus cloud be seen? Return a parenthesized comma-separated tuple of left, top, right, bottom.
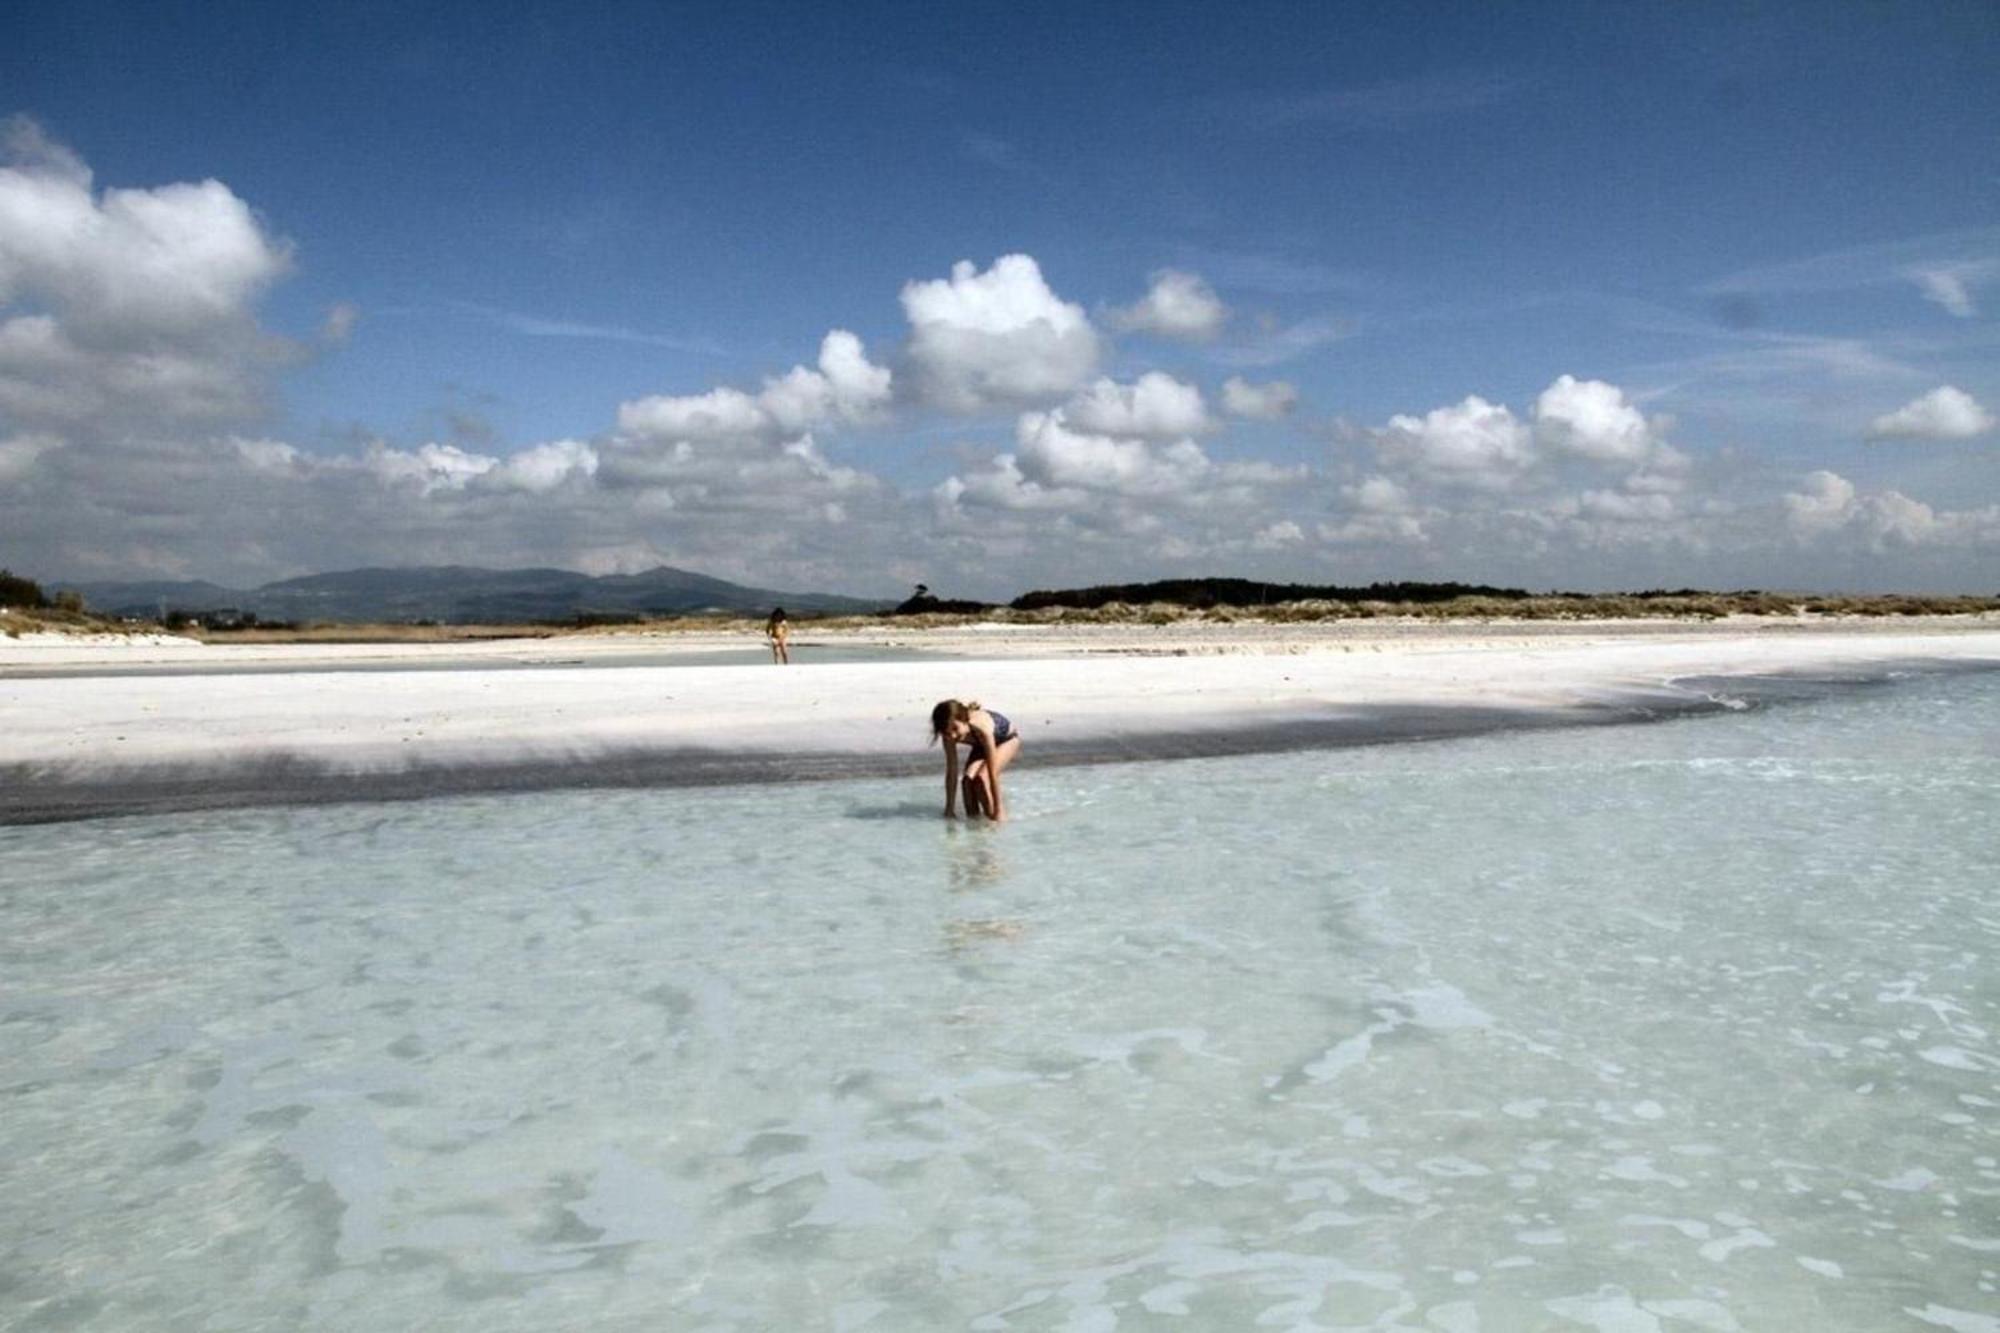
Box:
(1346, 475, 1413, 513)
(1866, 385, 1996, 441)
(1374, 394, 1536, 489)
(0, 118, 294, 436)
(1861, 489, 1940, 545)
(1532, 375, 1656, 463)
(1221, 376, 1299, 420)
(1062, 372, 1210, 439)
(617, 329, 891, 443)
(1013, 408, 1213, 498)
(1252, 519, 1305, 548)
(0, 116, 290, 343)
(1783, 469, 1857, 536)
(901, 254, 1100, 410)
(486, 438, 598, 494)
(939, 387, 1305, 522)
(359, 441, 497, 496)
(1577, 489, 1677, 523)
(815, 328, 893, 411)
(618, 384, 764, 442)
(1109, 269, 1228, 341)
(932, 455, 1076, 514)
(1779, 469, 1984, 548)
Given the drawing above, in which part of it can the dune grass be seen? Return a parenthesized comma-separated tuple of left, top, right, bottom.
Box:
(729, 591, 2000, 632)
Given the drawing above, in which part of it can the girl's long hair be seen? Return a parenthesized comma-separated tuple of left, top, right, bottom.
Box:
(930, 698, 980, 745)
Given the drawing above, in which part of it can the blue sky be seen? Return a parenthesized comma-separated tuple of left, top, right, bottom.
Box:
(2, 1, 1997, 595)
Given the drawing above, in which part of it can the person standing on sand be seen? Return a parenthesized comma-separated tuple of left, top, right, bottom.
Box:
(932, 699, 1020, 822)
(765, 608, 790, 665)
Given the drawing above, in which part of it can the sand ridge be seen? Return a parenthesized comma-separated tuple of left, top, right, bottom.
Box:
(5, 622, 1998, 801)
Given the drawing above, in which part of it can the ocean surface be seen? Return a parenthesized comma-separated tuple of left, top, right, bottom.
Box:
(3, 669, 1996, 1331)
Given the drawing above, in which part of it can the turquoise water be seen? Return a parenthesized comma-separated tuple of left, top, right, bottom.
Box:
(3, 671, 1997, 1331)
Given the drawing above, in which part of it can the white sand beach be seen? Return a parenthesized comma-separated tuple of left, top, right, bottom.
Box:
(5, 617, 1998, 820)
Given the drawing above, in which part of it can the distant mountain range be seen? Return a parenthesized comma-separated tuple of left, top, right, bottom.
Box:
(61, 565, 890, 624)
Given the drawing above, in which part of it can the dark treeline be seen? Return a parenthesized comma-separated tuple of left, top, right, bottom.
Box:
(890, 579, 1550, 615)
(0, 569, 47, 608)
(891, 579, 2000, 616)
(883, 579, 2000, 620)
(1009, 578, 1536, 611)
(1, 569, 87, 616)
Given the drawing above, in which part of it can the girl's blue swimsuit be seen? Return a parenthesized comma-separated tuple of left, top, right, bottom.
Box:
(964, 710, 1015, 756)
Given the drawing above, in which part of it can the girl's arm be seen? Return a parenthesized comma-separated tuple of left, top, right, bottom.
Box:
(942, 743, 960, 817)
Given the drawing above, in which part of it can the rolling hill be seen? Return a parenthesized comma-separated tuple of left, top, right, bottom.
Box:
(63, 565, 889, 624)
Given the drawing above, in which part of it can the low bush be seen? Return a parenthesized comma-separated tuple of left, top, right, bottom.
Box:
(0, 569, 46, 609)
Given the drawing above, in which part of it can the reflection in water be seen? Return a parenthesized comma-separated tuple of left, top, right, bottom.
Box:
(942, 823, 1021, 954)
(943, 823, 1009, 893)
(840, 800, 939, 821)
(943, 917, 1025, 952)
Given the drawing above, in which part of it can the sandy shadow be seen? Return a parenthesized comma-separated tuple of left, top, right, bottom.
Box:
(842, 800, 942, 821)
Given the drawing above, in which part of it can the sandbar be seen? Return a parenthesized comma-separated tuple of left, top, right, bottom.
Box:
(4, 617, 1997, 823)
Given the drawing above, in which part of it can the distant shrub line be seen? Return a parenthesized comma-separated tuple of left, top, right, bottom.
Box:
(0, 568, 48, 609)
(887, 579, 2000, 622)
(1008, 578, 1533, 612)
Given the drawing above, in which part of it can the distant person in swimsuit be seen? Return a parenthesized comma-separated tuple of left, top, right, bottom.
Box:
(766, 607, 790, 665)
(931, 699, 1020, 821)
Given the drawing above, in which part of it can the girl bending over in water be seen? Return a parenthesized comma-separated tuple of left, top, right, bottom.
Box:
(932, 699, 1021, 822)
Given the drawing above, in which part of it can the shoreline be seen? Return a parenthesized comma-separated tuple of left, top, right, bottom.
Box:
(6, 623, 1998, 825)
(6, 610, 1999, 672)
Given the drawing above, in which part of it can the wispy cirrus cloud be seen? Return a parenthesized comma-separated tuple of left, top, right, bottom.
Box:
(1638, 328, 1927, 386)
(1903, 261, 1998, 319)
(1699, 226, 2000, 316)
(1167, 246, 1367, 296)
(958, 132, 1042, 178)
(1236, 70, 1523, 131)
(1211, 315, 1355, 368)
(450, 301, 725, 355)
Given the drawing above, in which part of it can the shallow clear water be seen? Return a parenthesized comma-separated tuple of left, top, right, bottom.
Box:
(4, 672, 1997, 1331)
(0, 640, 946, 680)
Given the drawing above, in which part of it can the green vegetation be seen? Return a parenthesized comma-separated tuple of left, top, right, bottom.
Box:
(1009, 578, 1533, 612)
(0, 576, 125, 637)
(886, 577, 2000, 625)
(874, 585, 2000, 628)
(0, 568, 47, 609)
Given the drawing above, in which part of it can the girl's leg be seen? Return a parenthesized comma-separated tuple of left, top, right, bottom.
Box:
(962, 760, 991, 817)
(978, 737, 1019, 820)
